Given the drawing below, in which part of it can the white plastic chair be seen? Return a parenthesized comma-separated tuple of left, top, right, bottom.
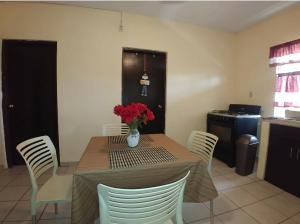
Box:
(96, 171, 190, 224)
(102, 123, 130, 136)
(187, 131, 218, 173)
(16, 136, 73, 224)
(187, 131, 218, 224)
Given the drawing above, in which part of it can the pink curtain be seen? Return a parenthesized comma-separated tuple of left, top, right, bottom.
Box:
(270, 39, 300, 58)
(271, 40, 300, 116)
(269, 39, 300, 67)
(274, 74, 300, 108)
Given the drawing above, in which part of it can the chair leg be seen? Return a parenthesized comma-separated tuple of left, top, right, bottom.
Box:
(32, 215, 36, 224)
(31, 201, 37, 224)
(54, 203, 58, 214)
(210, 199, 214, 224)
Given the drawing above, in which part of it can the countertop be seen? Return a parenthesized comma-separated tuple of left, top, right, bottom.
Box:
(262, 117, 300, 128)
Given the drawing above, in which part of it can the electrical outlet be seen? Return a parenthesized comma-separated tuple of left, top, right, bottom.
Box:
(249, 91, 253, 98)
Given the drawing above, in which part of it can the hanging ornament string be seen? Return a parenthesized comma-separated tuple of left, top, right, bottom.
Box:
(144, 54, 146, 73)
(140, 54, 150, 96)
(119, 11, 124, 32)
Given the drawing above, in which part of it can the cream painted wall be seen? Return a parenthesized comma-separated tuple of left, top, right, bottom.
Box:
(0, 3, 236, 162)
(236, 5, 300, 117)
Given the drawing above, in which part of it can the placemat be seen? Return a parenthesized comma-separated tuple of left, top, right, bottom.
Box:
(108, 135, 153, 145)
(109, 146, 177, 169)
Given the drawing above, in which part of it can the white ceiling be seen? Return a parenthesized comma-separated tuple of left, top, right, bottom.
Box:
(54, 1, 297, 32)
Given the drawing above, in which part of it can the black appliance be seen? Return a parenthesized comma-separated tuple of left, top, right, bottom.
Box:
(207, 104, 261, 167)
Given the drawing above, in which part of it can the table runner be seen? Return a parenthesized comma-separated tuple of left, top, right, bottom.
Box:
(71, 134, 218, 224)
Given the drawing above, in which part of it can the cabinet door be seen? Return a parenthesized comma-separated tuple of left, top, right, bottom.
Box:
(265, 136, 293, 191)
(265, 124, 300, 197)
(291, 144, 300, 197)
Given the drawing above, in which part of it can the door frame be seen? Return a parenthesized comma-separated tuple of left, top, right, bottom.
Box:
(0, 40, 8, 168)
(121, 47, 168, 133)
(1, 39, 59, 167)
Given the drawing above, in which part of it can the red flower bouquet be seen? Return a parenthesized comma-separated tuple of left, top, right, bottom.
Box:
(113, 103, 155, 130)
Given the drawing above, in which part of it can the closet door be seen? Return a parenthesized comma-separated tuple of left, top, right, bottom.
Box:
(122, 49, 166, 134)
(2, 40, 59, 166)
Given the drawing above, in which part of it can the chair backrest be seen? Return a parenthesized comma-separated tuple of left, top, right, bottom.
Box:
(187, 131, 218, 172)
(97, 171, 190, 224)
(16, 136, 58, 191)
(102, 123, 129, 136)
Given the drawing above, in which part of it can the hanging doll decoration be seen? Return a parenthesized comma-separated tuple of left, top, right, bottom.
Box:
(140, 54, 150, 96)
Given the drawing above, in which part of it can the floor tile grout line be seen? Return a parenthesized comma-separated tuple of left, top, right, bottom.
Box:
(240, 200, 295, 224)
(201, 169, 281, 222)
(2, 173, 35, 222)
(220, 187, 283, 210)
(257, 194, 300, 219)
(0, 170, 31, 191)
(0, 167, 27, 177)
(216, 177, 278, 195)
(216, 208, 261, 224)
(278, 217, 297, 224)
(1, 172, 30, 221)
(205, 167, 294, 224)
(38, 217, 72, 220)
(203, 203, 241, 217)
(2, 165, 73, 223)
(239, 193, 298, 224)
(2, 200, 20, 222)
(240, 207, 265, 224)
(211, 171, 235, 177)
(217, 187, 296, 222)
(186, 215, 225, 224)
(291, 211, 300, 219)
(213, 175, 262, 192)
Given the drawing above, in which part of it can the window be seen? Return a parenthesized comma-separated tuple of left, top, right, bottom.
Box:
(269, 39, 300, 117)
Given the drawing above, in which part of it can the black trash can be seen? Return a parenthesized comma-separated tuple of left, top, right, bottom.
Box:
(235, 134, 259, 176)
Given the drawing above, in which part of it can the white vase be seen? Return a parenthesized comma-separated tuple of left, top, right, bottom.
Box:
(127, 128, 140, 148)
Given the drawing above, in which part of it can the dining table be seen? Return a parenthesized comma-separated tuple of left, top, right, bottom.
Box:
(71, 134, 218, 224)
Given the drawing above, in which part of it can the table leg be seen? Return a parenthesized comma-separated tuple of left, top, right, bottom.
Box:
(210, 199, 214, 224)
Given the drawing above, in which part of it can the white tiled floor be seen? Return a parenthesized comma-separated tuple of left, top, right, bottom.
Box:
(0, 165, 73, 224)
(0, 159, 299, 224)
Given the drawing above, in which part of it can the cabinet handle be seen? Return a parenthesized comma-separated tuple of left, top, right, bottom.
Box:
(290, 147, 293, 158)
(297, 149, 299, 161)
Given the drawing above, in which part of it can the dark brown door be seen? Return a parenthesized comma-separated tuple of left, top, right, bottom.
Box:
(122, 49, 166, 134)
(2, 40, 59, 167)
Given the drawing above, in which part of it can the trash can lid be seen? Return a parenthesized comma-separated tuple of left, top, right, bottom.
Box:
(236, 134, 259, 145)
